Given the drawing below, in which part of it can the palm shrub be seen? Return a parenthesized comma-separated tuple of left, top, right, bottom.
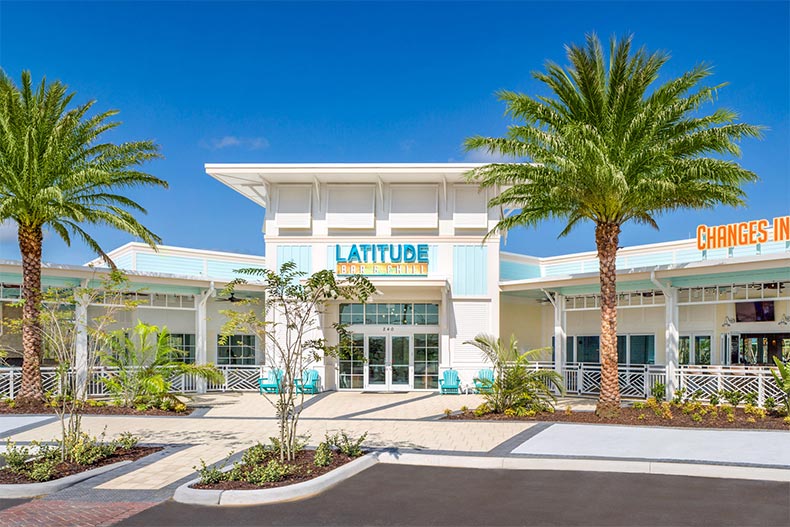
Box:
(99, 321, 224, 409)
(465, 34, 761, 417)
(770, 357, 790, 416)
(465, 334, 563, 414)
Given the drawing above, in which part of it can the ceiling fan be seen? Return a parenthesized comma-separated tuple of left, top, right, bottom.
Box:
(217, 292, 245, 303)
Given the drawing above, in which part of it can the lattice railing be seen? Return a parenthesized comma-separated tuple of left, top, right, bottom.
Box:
(678, 365, 782, 405)
(0, 364, 265, 399)
(563, 363, 668, 398)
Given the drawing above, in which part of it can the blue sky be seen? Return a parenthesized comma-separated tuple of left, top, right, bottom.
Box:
(1, 1, 788, 264)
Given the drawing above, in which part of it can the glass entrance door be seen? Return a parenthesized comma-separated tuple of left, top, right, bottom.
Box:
(365, 334, 412, 391)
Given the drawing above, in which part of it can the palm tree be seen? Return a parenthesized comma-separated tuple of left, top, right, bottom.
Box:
(0, 71, 167, 405)
(465, 34, 761, 416)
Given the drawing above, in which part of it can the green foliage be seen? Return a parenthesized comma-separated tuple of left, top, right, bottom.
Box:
(722, 390, 744, 407)
(244, 459, 292, 485)
(764, 397, 777, 412)
(220, 262, 377, 462)
(651, 383, 666, 403)
(99, 321, 223, 409)
(743, 392, 758, 406)
(69, 432, 116, 465)
(2, 441, 31, 473)
(327, 431, 367, 458)
(195, 457, 230, 485)
(770, 357, 790, 416)
(708, 391, 721, 406)
(314, 440, 333, 467)
(116, 432, 139, 450)
(241, 443, 270, 466)
(465, 334, 563, 414)
(672, 388, 686, 405)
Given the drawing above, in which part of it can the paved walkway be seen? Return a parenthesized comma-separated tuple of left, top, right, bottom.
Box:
(511, 423, 790, 467)
(0, 391, 787, 526)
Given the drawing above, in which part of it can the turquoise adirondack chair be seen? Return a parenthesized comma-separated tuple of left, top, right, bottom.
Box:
(259, 369, 284, 394)
(295, 369, 321, 394)
(439, 369, 461, 394)
(474, 368, 495, 394)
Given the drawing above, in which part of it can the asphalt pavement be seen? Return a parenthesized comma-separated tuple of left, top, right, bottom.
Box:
(116, 464, 790, 526)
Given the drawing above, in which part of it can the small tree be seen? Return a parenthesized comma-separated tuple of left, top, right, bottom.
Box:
(99, 321, 224, 409)
(21, 270, 137, 461)
(221, 262, 376, 461)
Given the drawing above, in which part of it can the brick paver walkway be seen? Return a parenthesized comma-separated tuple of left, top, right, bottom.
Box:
(0, 500, 157, 527)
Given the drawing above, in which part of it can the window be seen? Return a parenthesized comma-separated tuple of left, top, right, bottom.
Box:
(576, 336, 600, 362)
(217, 335, 256, 365)
(339, 303, 438, 326)
(168, 334, 196, 363)
(569, 334, 655, 365)
(338, 333, 364, 389)
(629, 335, 655, 365)
(414, 333, 439, 389)
(680, 335, 711, 365)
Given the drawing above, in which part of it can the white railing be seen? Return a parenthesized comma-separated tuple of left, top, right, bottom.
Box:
(677, 365, 782, 406)
(563, 362, 668, 398)
(0, 365, 265, 399)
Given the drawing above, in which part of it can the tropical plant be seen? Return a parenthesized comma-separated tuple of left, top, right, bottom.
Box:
(465, 34, 761, 416)
(464, 333, 563, 414)
(220, 262, 376, 462)
(770, 356, 790, 416)
(0, 70, 167, 404)
(99, 321, 224, 409)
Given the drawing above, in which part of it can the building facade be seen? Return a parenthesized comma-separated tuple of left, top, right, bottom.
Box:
(0, 163, 788, 399)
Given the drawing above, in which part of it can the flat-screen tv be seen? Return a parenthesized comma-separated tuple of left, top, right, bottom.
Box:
(735, 301, 775, 322)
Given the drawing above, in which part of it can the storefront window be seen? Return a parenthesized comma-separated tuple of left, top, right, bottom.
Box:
(576, 336, 599, 362)
(168, 333, 196, 363)
(629, 335, 655, 364)
(413, 333, 439, 389)
(217, 335, 255, 365)
(338, 333, 364, 389)
(339, 303, 438, 326)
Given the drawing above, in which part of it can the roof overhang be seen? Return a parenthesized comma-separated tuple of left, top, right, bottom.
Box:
(205, 163, 487, 208)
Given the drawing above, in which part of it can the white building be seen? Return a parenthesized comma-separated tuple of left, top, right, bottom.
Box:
(0, 163, 788, 400)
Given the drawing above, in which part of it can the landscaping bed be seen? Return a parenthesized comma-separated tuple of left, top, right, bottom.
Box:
(0, 401, 192, 416)
(192, 449, 357, 491)
(448, 403, 790, 430)
(0, 445, 161, 484)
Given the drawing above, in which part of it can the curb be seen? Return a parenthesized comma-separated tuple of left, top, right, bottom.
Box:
(172, 449, 790, 506)
(0, 460, 132, 499)
(173, 453, 379, 506)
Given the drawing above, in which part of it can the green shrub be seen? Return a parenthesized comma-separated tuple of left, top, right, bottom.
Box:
(723, 390, 744, 407)
(744, 392, 758, 406)
(116, 432, 139, 450)
(464, 334, 563, 414)
(651, 383, 666, 403)
(70, 433, 115, 465)
(194, 456, 230, 485)
(249, 459, 292, 484)
(708, 392, 721, 406)
(241, 443, 269, 466)
(770, 357, 790, 416)
(672, 387, 686, 405)
(2, 441, 31, 473)
(328, 431, 367, 458)
(26, 458, 58, 482)
(764, 397, 777, 412)
(314, 440, 333, 467)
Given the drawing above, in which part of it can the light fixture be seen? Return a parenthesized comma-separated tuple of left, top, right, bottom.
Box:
(779, 314, 790, 326)
(721, 316, 735, 328)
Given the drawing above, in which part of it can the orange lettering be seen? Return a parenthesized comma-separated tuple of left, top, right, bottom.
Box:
(696, 225, 707, 250)
(774, 216, 790, 242)
(757, 219, 769, 243)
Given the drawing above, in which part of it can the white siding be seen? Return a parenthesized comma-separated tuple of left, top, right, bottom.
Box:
(389, 185, 438, 229)
(326, 185, 376, 229)
(453, 185, 487, 229)
(451, 301, 490, 364)
(276, 185, 312, 229)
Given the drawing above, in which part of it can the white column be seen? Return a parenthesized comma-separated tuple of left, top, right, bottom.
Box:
(665, 287, 679, 399)
(195, 288, 212, 394)
(553, 293, 566, 377)
(440, 285, 451, 368)
(75, 292, 89, 399)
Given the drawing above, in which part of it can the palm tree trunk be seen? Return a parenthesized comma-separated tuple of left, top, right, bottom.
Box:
(595, 222, 621, 417)
(17, 223, 45, 405)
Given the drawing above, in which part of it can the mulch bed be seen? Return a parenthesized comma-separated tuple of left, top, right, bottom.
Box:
(0, 446, 161, 484)
(191, 449, 357, 491)
(0, 401, 192, 416)
(448, 406, 790, 430)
